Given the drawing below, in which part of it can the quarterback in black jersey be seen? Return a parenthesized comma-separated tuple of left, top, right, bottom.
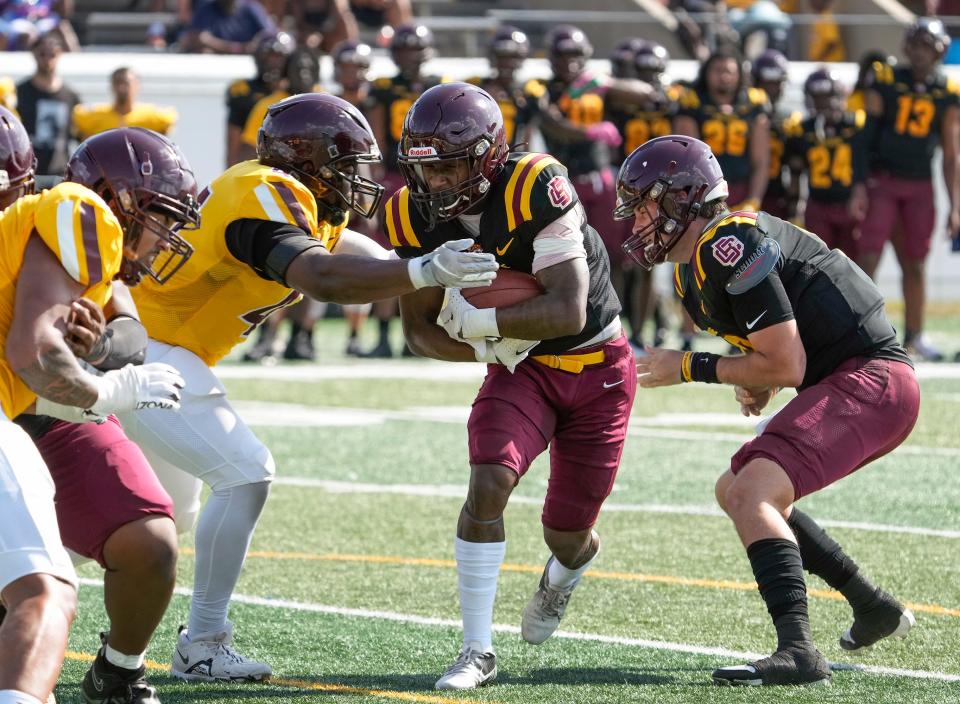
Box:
(394, 83, 635, 691)
(617, 136, 919, 687)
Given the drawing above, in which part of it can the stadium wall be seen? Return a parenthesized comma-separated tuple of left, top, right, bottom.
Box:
(3, 51, 957, 301)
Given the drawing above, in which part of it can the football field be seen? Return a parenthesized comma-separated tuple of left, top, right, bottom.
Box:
(56, 317, 960, 704)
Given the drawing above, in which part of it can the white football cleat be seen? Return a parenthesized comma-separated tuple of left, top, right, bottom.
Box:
(171, 623, 272, 682)
(435, 648, 497, 690)
(521, 556, 580, 645)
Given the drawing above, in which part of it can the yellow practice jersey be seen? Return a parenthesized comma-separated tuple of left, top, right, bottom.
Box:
(132, 160, 345, 366)
(0, 183, 123, 418)
(72, 103, 178, 140)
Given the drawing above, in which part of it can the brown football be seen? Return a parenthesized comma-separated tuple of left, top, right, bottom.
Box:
(462, 268, 544, 309)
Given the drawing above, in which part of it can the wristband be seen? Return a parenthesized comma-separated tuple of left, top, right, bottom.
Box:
(680, 351, 693, 382)
(690, 352, 721, 384)
(407, 256, 428, 289)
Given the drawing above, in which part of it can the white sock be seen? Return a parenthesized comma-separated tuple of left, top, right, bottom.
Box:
(189, 481, 270, 638)
(104, 642, 145, 670)
(454, 537, 505, 654)
(547, 544, 600, 590)
(0, 690, 43, 704)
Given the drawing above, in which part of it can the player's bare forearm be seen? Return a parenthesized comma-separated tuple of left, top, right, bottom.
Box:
(716, 351, 803, 389)
(12, 338, 99, 408)
(606, 79, 653, 107)
(288, 249, 416, 303)
(400, 291, 476, 362)
(495, 259, 588, 339)
(748, 119, 771, 203)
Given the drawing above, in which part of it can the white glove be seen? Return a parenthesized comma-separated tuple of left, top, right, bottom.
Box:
(87, 363, 184, 415)
(409, 238, 498, 289)
(35, 395, 106, 424)
(437, 288, 501, 341)
(472, 336, 539, 373)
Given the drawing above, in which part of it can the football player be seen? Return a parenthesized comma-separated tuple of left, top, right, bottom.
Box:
(847, 50, 895, 113)
(618, 135, 918, 687)
(605, 39, 677, 352)
(750, 49, 798, 220)
(786, 68, 868, 258)
(674, 47, 770, 212)
(860, 18, 960, 361)
(467, 26, 535, 148)
(225, 32, 296, 167)
(394, 83, 636, 690)
(364, 23, 442, 358)
(0, 116, 190, 704)
(114, 93, 499, 684)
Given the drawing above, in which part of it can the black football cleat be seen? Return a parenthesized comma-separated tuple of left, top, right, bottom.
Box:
(359, 339, 393, 358)
(283, 329, 315, 361)
(82, 649, 160, 704)
(712, 646, 832, 687)
(840, 590, 915, 652)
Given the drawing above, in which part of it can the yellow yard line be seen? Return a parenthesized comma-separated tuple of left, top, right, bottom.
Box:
(180, 547, 959, 619)
(64, 652, 492, 704)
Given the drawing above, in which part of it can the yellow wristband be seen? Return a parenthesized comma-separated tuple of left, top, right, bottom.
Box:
(680, 351, 693, 383)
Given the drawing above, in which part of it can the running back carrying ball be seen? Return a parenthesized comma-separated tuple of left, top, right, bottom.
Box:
(462, 268, 544, 309)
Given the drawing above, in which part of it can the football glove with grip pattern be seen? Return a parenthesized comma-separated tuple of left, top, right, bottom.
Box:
(408, 238, 498, 290)
(87, 362, 184, 416)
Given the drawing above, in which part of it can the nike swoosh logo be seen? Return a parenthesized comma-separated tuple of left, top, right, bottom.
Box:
(603, 380, 625, 389)
(746, 310, 767, 330)
(177, 648, 190, 665)
(495, 238, 515, 256)
(91, 667, 105, 692)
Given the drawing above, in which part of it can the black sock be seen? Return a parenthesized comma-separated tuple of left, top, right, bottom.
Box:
(378, 318, 390, 343)
(747, 538, 812, 651)
(787, 508, 877, 609)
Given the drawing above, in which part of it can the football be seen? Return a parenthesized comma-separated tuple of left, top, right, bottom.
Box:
(462, 268, 544, 309)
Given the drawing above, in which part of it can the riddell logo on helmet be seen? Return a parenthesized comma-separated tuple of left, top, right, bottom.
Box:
(407, 146, 437, 158)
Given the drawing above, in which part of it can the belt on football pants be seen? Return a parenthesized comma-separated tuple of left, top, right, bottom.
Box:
(531, 350, 605, 373)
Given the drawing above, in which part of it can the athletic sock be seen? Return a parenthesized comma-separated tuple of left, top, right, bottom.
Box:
(104, 642, 145, 670)
(0, 691, 42, 704)
(454, 537, 505, 654)
(747, 538, 812, 650)
(547, 543, 599, 589)
(378, 318, 390, 344)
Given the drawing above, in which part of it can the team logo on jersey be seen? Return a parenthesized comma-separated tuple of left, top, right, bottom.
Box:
(547, 175, 572, 208)
(712, 235, 744, 266)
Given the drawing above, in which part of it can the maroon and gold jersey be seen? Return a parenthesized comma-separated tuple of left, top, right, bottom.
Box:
(676, 86, 770, 185)
(527, 76, 610, 177)
(466, 75, 535, 146)
(607, 83, 681, 165)
(370, 74, 441, 171)
(0, 183, 123, 417)
(786, 110, 868, 203)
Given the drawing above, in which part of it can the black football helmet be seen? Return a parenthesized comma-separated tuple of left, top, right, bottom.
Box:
(904, 17, 951, 60)
(546, 25, 593, 83)
(610, 37, 645, 79)
(65, 128, 199, 285)
(398, 82, 509, 229)
(258, 93, 384, 225)
(804, 67, 845, 116)
(0, 106, 36, 209)
(615, 136, 728, 269)
(634, 40, 669, 84)
(488, 25, 529, 79)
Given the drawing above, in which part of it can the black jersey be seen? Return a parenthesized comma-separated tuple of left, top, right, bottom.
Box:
(226, 77, 270, 130)
(674, 211, 911, 390)
(606, 82, 680, 165)
(466, 76, 535, 146)
(676, 86, 770, 185)
(786, 110, 868, 203)
(370, 74, 441, 171)
(388, 152, 621, 354)
(767, 108, 801, 199)
(870, 63, 960, 179)
(526, 77, 610, 177)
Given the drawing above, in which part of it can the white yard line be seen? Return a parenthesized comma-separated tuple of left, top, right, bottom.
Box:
(76, 578, 960, 683)
(273, 477, 960, 539)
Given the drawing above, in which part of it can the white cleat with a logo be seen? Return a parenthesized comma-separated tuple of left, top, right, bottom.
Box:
(171, 623, 272, 682)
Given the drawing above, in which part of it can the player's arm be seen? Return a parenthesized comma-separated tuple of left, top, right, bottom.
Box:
(941, 103, 960, 233)
(400, 287, 477, 361)
(225, 218, 497, 304)
(84, 282, 149, 371)
(715, 320, 805, 389)
(745, 113, 771, 207)
(367, 102, 388, 177)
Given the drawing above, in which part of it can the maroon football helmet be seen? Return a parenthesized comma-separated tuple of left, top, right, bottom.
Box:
(804, 67, 845, 115)
(390, 23, 435, 77)
(0, 106, 36, 209)
(904, 17, 950, 59)
(546, 25, 593, 83)
(254, 31, 297, 85)
(333, 40, 372, 93)
(488, 25, 529, 79)
(398, 82, 509, 229)
(614, 136, 728, 270)
(258, 93, 384, 225)
(751, 48, 789, 103)
(634, 41, 669, 83)
(65, 128, 199, 286)
(609, 37, 644, 79)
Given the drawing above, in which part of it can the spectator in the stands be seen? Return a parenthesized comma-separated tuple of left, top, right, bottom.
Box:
(72, 67, 178, 140)
(288, 0, 358, 53)
(15, 33, 78, 175)
(0, 0, 78, 51)
(180, 0, 275, 54)
(350, 0, 411, 33)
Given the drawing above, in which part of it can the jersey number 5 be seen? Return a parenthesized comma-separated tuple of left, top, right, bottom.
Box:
(239, 290, 301, 336)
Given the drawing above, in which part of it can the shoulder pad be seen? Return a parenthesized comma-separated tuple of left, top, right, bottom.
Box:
(523, 79, 546, 99)
(853, 109, 866, 128)
(873, 62, 895, 85)
(748, 87, 768, 105)
(501, 153, 571, 233)
(465, 75, 483, 86)
(383, 186, 424, 250)
(692, 213, 762, 289)
(782, 112, 803, 137)
(228, 79, 251, 97)
(373, 77, 392, 89)
(679, 88, 700, 109)
(666, 83, 683, 101)
(725, 237, 781, 294)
